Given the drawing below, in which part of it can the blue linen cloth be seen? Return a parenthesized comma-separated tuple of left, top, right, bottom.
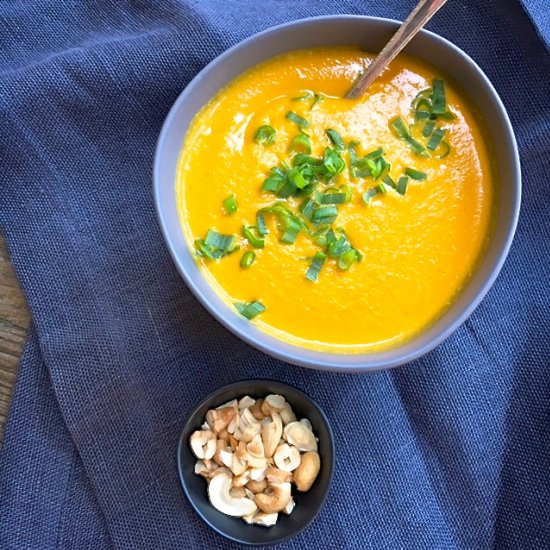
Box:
(0, 1, 549, 548)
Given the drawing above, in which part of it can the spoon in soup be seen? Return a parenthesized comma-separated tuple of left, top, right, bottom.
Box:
(347, 0, 449, 98)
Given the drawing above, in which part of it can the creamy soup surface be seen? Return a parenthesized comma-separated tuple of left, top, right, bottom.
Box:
(176, 46, 493, 353)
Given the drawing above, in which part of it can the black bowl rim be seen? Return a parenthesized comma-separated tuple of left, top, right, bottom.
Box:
(176, 379, 335, 546)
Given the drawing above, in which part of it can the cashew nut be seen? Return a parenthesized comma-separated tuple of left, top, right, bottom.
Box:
(238, 395, 256, 409)
(261, 394, 286, 415)
(283, 421, 318, 452)
(255, 482, 292, 513)
(261, 412, 283, 458)
(249, 399, 265, 421)
(293, 451, 320, 492)
(206, 406, 236, 433)
(273, 443, 301, 472)
(246, 433, 265, 458)
(190, 430, 216, 459)
(232, 472, 250, 487)
(208, 471, 257, 517)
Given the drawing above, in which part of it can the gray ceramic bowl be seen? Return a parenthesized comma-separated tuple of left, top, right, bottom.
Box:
(177, 380, 334, 545)
(154, 16, 520, 372)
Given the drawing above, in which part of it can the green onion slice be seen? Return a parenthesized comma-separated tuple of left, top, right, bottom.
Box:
(427, 128, 446, 151)
(405, 167, 427, 181)
(312, 205, 338, 225)
(256, 212, 268, 236)
(319, 191, 347, 205)
(300, 198, 317, 221)
(289, 133, 311, 154)
(242, 225, 265, 248)
(286, 111, 309, 128)
(326, 129, 345, 150)
(422, 120, 436, 137)
(254, 125, 276, 145)
(323, 148, 346, 177)
(235, 300, 266, 320)
(362, 188, 378, 204)
(240, 251, 256, 269)
(431, 79, 446, 115)
(396, 176, 409, 195)
(390, 117, 429, 157)
(337, 249, 358, 271)
(223, 194, 237, 215)
(205, 229, 237, 252)
(305, 252, 326, 282)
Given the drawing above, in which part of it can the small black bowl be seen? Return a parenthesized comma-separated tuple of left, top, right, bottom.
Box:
(176, 379, 335, 546)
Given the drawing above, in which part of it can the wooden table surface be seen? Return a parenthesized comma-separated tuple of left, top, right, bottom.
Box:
(0, 236, 30, 443)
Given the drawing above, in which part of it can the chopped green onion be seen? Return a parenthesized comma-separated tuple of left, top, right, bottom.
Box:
(365, 147, 384, 160)
(292, 91, 324, 109)
(375, 181, 388, 195)
(326, 129, 345, 150)
(194, 239, 221, 260)
(256, 212, 268, 236)
(327, 235, 351, 258)
(240, 251, 256, 269)
(286, 166, 310, 190)
(414, 110, 431, 121)
(205, 229, 237, 252)
(427, 128, 446, 150)
(223, 194, 237, 215)
(323, 148, 345, 176)
(300, 198, 317, 221)
(292, 91, 314, 101)
(305, 252, 326, 282)
(235, 300, 266, 320)
(396, 176, 409, 195)
(337, 249, 358, 271)
(341, 184, 353, 202)
(431, 79, 446, 115)
(362, 188, 378, 204)
(242, 225, 265, 248)
(286, 111, 309, 128)
(319, 191, 347, 204)
(311, 93, 325, 109)
(312, 205, 338, 225)
(280, 217, 302, 244)
(254, 125, 276, 145)
(390, 117, 429, 157)
(422, 120, 436, 137)
(405, 168, 427, 181)
(289, 133, 311, 154)
(382, 175, 396, 189)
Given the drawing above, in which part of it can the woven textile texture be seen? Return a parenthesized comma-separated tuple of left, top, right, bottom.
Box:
(0, 1, 549, 548)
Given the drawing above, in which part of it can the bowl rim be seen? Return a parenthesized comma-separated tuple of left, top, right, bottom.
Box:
(176, 378, 336, 546)
(154, 15, 521, 372)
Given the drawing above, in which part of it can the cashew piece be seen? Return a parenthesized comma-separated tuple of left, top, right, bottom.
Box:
(208, 471, 257, 517)
(261, 412, 282, 458)
(189, 430, 216, 460)
(284, 421, 318, 452)
(273, 443, 301, 472)
(249, 399, 265, 421)
(206, 406, 236, 433)
(293, 451, 320, 492)
(255, 482, 292, 513)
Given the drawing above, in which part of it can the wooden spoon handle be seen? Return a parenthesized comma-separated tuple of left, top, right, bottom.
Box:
(346, 0, 448, 99)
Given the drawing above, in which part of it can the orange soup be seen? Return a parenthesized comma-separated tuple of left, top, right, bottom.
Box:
(176, 46, 493, 353)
